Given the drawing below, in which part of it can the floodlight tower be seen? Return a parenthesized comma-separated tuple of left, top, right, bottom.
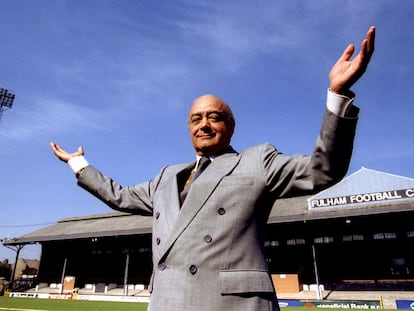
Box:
(0, 88, 15, 121)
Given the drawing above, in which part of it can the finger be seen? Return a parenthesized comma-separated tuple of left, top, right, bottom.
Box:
(359, 39, 369, 58)
(50, 142, 66, 162)
(358, 38, 373, 66)
(54, 144, 64, 154)
(339, 44, 355, 62)
(50, 142, 60, 154)
(358, 27, 375, 58)
(366, 26, 376, 54)
(77, 145, 85, 156)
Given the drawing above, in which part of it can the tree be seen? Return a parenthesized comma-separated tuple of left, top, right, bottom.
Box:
(0, 259, 12, 280)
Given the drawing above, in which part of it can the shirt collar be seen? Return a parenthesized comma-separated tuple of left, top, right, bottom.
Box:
(195, 155, 214, 170)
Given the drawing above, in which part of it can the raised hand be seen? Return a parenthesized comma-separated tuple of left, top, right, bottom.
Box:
(50, 142, 84, 163)
(329, 26, 375, 95)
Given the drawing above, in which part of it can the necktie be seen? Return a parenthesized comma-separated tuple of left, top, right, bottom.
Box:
(180, 156, 211, 204)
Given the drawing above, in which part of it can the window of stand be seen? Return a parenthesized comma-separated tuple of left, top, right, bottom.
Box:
(313, 236, 334, 244)
(343, 234, 364, 242)
(373, 232, 397, 240)
(264, 240, 280, 247)
(286, 238, 306, 246)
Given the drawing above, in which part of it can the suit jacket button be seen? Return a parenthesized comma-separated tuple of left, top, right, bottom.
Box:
(218, 207, 226, 215)
(158, 262, 167, 271)
(189, 265, 198, 275)
(156, 237, 161, 245)
(204, 235, 212, 243)
(155, 212, 160, 219)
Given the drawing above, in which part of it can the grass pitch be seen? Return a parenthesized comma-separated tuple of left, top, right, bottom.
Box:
(0, 297, 148, 310)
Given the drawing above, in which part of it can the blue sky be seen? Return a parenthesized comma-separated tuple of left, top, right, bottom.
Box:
(1, 0, 413, 262)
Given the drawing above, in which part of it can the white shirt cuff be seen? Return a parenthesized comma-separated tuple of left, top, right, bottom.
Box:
(326, 89, 355, 116)
(68, 156, 89, 174)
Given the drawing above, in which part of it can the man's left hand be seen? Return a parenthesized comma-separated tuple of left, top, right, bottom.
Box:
(329, 26, 375, 95)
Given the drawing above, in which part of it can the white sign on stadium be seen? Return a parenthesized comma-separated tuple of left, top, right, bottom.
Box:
(309, 188, 414, 209)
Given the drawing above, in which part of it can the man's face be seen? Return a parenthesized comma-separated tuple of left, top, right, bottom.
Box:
(188, 95, 235, 156)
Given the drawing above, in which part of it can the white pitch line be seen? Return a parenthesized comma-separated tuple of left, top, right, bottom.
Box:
(0, 307, 48, 311)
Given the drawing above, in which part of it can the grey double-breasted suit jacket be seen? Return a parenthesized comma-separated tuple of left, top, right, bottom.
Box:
(77, 109, 358, 311)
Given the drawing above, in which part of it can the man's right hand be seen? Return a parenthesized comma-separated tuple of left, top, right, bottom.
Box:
(50, 142, 84, 163)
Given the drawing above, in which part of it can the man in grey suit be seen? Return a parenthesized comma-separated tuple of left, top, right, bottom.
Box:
(51, 27, 375, 311)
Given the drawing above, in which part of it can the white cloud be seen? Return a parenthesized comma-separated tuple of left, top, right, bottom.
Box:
(0, 95, 109, 142)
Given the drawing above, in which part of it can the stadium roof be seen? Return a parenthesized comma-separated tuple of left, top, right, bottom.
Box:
(3, 212, 152, 245)
(4, 167, 414, 246)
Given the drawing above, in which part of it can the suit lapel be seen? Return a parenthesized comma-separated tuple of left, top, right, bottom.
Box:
(152, 162, 194, 243)
(165, 162, 195, 229)
(159, 150, 241, 259)
(176, 163, 196, 194)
